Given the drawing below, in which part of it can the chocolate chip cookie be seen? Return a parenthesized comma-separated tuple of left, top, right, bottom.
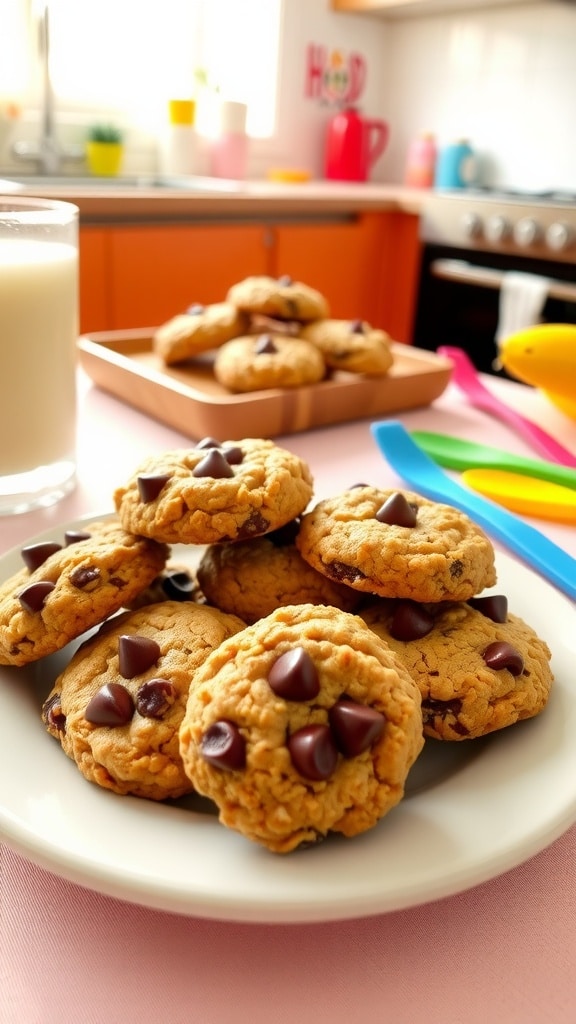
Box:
(295, 487, 497, 602)
(213, 333, 326, 392)
(197, 523, 361, 623)
(226, 274, 330, 322)
(300, 318, 394, 375)
(0, 518, 168, 666)
(153, 301, 248, 366)
(113, 437, 314, 546)
(179, 603, 424, 853)
(42, 600, 246, 801)
(360, 593, 553, 740)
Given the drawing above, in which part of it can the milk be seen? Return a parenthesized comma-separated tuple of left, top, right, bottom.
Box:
(0, 238, 78, 478)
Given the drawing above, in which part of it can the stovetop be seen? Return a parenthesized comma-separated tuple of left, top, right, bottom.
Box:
(420, 189, 576, 264)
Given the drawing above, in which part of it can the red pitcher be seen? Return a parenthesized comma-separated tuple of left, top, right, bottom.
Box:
(324, 107, 389, 182)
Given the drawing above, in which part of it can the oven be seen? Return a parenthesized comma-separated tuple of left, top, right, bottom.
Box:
(412, 191, 576, 375)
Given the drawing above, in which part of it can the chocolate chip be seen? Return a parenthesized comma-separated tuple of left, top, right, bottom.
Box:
(136, 678, 176, 718)
(118, 634, 161, 678)
(329, 699, 385, 757)
(236, 511, 270, 539)
(288, 724, 338, 781)
(85, 682, 135, 726)
(255, 334, 278, 355)
(21, 542, 62, 572)
(376, 493, 417, 527)
(349, 319, 365, 334)
(390, 600, 435, 641)
(468, 595, 508, 623)
(137, 473, 171, 503)
(64, 530, 92, 546)
(187, 303, 205, 315)
(201, 721, 246, 771)
(350, 482, 370, 489)
(193, 449, 234, 479)
(18, 580, 55, 612)
(42, 692, 66, 732)
(268, 648, 320, 701)
(483, 641, 524, 676)
(69, 566, 100, 589)
(277, 274, 293, 286)
(162, 570, 195, 601)
(327, 560, 366, 584)
(449, 560, 464, 579)
(222, 445, 243, 465)
(195, 436, 222, 449)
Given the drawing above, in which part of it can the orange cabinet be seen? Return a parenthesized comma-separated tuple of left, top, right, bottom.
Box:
(79, 227, 110, 333)
(107, 222, 272, 329)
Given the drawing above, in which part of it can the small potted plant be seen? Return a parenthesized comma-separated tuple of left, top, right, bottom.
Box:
(85, 123, 124, 177)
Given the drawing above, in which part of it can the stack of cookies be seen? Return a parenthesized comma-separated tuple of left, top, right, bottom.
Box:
(152, 274, 394, 392)
(0, 436, 553, 854)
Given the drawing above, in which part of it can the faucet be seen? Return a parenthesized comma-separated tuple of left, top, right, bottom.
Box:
(11, 2, 84, 175)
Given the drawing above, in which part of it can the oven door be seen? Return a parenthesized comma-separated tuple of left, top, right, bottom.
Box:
(412, 243, 576, 375)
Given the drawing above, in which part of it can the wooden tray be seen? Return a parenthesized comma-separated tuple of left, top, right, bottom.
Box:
(78, 328, 453, 439)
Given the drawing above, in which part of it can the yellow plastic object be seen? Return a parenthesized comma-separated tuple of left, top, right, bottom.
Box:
(266, 168, 311, 183)
(168, 99, 196, 126)
(462, 468, 576, 524)
(85, 141, 124, 177)
(498, 324, 576, 420)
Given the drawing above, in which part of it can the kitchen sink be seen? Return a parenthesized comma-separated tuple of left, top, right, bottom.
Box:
(0, 174, 246, 193)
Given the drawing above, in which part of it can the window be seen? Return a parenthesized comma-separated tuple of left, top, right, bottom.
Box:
(0, 0, 282, 138)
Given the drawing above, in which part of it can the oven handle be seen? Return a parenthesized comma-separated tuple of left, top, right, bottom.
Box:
(430, 259, 576, 303)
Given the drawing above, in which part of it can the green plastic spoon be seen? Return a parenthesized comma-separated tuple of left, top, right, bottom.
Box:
(411, 431, 576, 490)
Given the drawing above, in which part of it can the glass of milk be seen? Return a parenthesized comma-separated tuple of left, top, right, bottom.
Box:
(0, 197, 79, 514)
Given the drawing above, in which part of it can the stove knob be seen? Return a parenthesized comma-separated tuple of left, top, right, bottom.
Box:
(461, 212, 483, 240)
(546, 222, 574, 252)
(513, 217, 541, 247)
(484, 215, 511, 243)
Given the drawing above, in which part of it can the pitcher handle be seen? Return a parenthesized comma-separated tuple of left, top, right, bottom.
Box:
(365, 120, 389, 167)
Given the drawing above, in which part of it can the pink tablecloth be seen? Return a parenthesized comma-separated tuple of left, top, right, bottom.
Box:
(2, 369, 575, 1024)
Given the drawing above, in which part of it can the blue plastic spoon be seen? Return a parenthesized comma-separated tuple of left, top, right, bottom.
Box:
(371, 419, 576, 603)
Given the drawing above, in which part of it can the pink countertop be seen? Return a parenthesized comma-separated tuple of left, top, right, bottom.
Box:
(1, 368, 575, 1024)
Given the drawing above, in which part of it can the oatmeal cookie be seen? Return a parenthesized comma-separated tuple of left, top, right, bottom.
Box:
(197, 523, 360, 623)
(226, 274, 330, 322)
(179, 603, 424, 853)
(153, 301, 248, 366)
(42, 600, 245, 801)
(295, 487, 496, 602)
(213, 333, 326, 392)
(113, 437, 314, 546)
(300, 318, 394, 375)
(360, 593, 553, 740)
(0, 518, 168, 666)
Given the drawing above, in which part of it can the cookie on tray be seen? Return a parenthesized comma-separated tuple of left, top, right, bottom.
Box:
(300, 318, 394, 376)
(360, 593, 553, 740)
(179, 603, 424, 853)
(226, 274, 330, 322)
(153, 301, 248, 366)
(113, 437, 314, 546)
(295, 487, 496, 603)
(0, 518, 168, 667)
(42, 600, 246, 801)
(197, 522, 361, 623)
(213, 333, 326, 392)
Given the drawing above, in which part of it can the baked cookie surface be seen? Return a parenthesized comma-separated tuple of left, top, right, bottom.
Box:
(226, 275, 330, 322)
(0, 518, 168, 666)
(153, 302, 248, 365)
(300, 318, 394, 375)
(42, 600, 246, 801)
(295, 487, 496, 602)
(197, 525, 361, 623)
(213, 333, 326, 392)
(113, 438, 314, 546)
(179, 603, 424, 853)
(360, 594, 553, 740)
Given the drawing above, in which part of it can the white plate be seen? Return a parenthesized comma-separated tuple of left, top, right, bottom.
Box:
(1, 517, 575, 923)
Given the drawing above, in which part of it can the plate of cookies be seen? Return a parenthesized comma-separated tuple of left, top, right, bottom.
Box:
(0, 436, 575, 923)
(77, 275, 453, 439)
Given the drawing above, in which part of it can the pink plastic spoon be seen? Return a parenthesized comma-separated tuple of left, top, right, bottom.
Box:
(438, 346, 576, 468)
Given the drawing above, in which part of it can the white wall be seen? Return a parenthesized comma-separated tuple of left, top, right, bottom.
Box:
(273, 0, 576, 192)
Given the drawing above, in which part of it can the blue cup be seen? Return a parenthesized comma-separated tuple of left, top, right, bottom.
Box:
(435, 141, 477, 189)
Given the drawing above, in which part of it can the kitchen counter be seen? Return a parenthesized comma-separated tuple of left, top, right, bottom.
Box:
(0, 176, 428, 222)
